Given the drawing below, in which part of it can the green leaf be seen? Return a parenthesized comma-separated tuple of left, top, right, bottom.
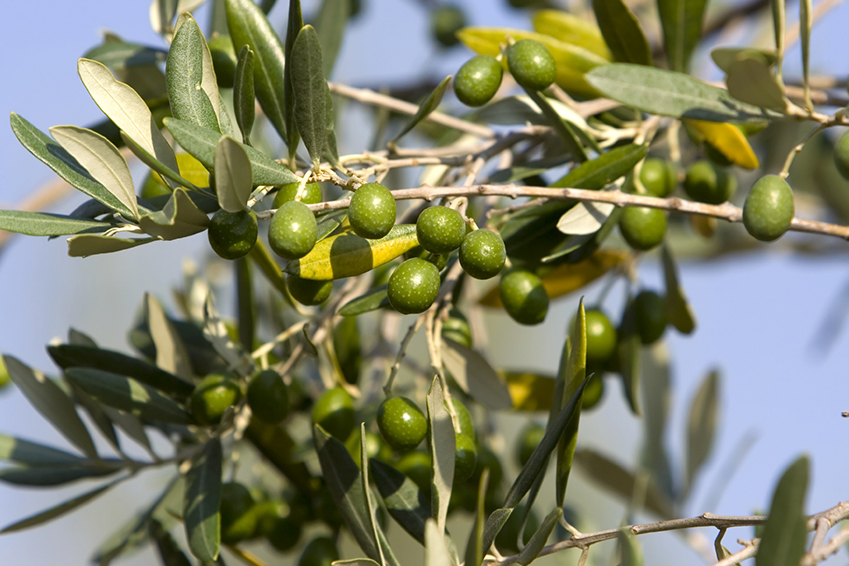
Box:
(84, 41, 167, 70)
(213, 136, 252, 212)
(164, 118, 298, 186)
(70, 381, 124, 456)
(725, 58, 787, 112)
(2, 355, 98, 458)
(657, 0, 708, 72)
(685, 370, 719, 494)
(473, 95, 588, 130)
(248, 239, 289, 296)
(77, 59, 180, 180)
(149, 519, 192, 566)
(464, 468, 489, 566)
(315, 0, 350, 78)
(756, 456, 809, 566)
(425, 519, 453, 566)
(556, 201, 615, 235)
(532, 10, 612, 60)
(618, 526, 645, 566)
(225, 0, 287, 140)
(516, 507, 561, 565)
(316, 208, 348, 240)
(176, 13, 222, 123)
(146, 293, 194, 380)
(139, 188, 210, 240)
(585, 64, 775, 122)
(572, 449, 675, 518)
(617, 295, 642, 415)
(0, 434, 86, 466)
(167, 17, 220, 133)
(67, 235, 157, 258)
(525, 90, 588, 162)
(339, 285, 390, 317)
(0, 210, 110, 237)
(323, 87, 340, 167)
(120, 132, 198, 191)
(662, 245, 696, 334)
(359, 426, 385, 566)
(9, 114, 133, 216)
(235, 258, 255, 352)
(65, 368, 194, 424)
(552, 143, 647, 190)
(426, 377, 454, 534)
(283, 0, 303, 162)
(0, 465, 120, 487)
(479, 509, 512, 565)
(640, 342, 675, 501)
(183, 439, 222, 562)
(50, 125, 140, 221)
(592, 0, 652, 65)
(1, 478, 120, 534)
(291, 25, 328, 167)
(711, 47, 777, 73)
(233, 46, 256, 145)
(442, 339, 513, 411)
(313, 425, 400, 566)
(371, 458, 432, 544)
(391, 76, 452, 145)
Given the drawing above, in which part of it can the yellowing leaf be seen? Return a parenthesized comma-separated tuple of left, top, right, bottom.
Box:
(457, 27, 608, 98)
(503, 372, 556, 411)
(176, 153, 210, 187)
(533, 10, 612, 61)
(682, 118, 759, 169)
(480, 248, 629, 307)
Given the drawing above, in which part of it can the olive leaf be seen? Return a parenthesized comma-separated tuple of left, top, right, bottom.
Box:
(640, 342, 675, 502)
(248, 239, 289, 296)
(516, 507, 561, 565)
(556, 201, 615, 235)
(662, 245, 696, 334)
(0, 210, 110, 237)
(441, 339, 513, 410)
(592, 0, 652, 65)
(315, 0, 350, 78)
(552, 143, 647, 189)
(167, 16, 220, 133)
(0, 434, 87, 467)
(478, 508, 513, 566)
(425, 518, 453, 566)
(233, 45, 256, 145)
(283, 0, 304, 162)
(391, 76, 452, 145)
(426, 376, 454, 534)
(120, 132, 199, 190)
(525, 89, 589, 161)
(371, 458, 432, 544)
(657, 0, 708, 72)
(67, 235, 157, 258)
(756, 456, 809, 566)
(682, 119, 760, 169)
(291, 25, 328, 167)
(183, 439, 222, 562)
(145, 293, 193, 380)
(532, 10, 611, 60)
(139, 188, 210, 241)
(618, 525, 645, 566)
(555, 300, 587, 506)
(174, 12, 222, 122)
(685, 370, 719, 494)
(0, 465, 121, 487)
(725, 57, 787, 112)
(84, 40, 167, 70)
(213, 136, 252, 212)
(474, 95, 587, 130)
(340, 285, 390, 317)
(617, 294, 642, 416)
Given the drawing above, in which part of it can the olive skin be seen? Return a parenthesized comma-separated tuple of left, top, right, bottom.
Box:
(247, 370, 289, 424)
(441, 309, 472, 347)
(633, 290, 667, 345)
(640, 158, 676, 197)
(416, 206, 467, 254)
(387, 258, 441, 315)
(312, 387, 355, 441)
(683, 160, 737, 204)
(450, 398, 475, 439)
(454, 433, 478, 483)
(431, 5, 466, 48)
(499, 269, 549, 325)
(287, 275, 333, 306)
(208, 34, 237, 88)
(395, 450, 432, 493)
(273, 181, 322, 207)
(454, 55, 503, 107)
(219, 482, 257, 544)
(377, 396, 428, 452)
(208, 209, 257, 260)
(516, 422, 545, 466)
(190, 373, 242, 426)
(834, 132, 849, 181)
(349, 182, 396, 239)
(581, 374, 604, 410)
(298, 537, 339, 566)
(268, 201, 318, 260)
(619, 206, 667, 251)
(743, 175, 795, 242)
(584, 309, 617, 365)
(506, 39, 557, 91)
(459, 229, 506, 280)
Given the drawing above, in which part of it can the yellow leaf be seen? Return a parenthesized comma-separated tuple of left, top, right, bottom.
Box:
(285, 224, 419, 281)
(532, 10, 613, 61)
(682, 119, 759, 170)
(176, 153, 211, 187)
(480, 248, 630, 307)
(457, 27, 608, 99)
(503, 372, 556, 411)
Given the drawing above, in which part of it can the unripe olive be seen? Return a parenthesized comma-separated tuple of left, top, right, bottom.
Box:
(683, 160, 737, 204)
(499, 269, 549, 325)
(207, 209, 258, 260)
(835, 132, 849, 180)
(454, 55, 503, 107)
(633, 290, 667, 345)
(431, 5, 466, 48)
(349, 182, 396, 240)
(743, 175, 794, 242)
(619, 207, 667, 251)
(640, 158, 677, 197)
(268, 201, 317, 260)
(273, 181, 322, 207)
(506, 39, 556, 91)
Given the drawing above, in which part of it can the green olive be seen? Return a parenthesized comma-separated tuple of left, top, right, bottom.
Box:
(743, 175, 795, 242)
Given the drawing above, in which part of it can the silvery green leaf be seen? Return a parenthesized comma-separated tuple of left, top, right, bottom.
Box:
(0, 210, 110, 237)
(291, 25, 328, 167)
(556, 201, 615, 235)
(685, 370, 719, 494)
(83, 40, 167, 70)
(479, 509, 512, 565)
(183, 439, 222, 561)
(463, 468, 489, 566)
(67, 235, 157, 258)
(2, 355, 98, 458)
(0, 434, 86, 466)
(138, 188, 210, 241)
(68, 328, 98, 347)
(526, 90, 589, 161)
(662, 245, 696, 334)
(315, 0, 350, 78)
(101, 406, 155, 457)
(593, 0, 652, 65)
(391, 76, 452, 145)
(370, 458, 432, 544)
(202, 294, 253, 376)
(120, 131, 198, 190)
(441, 339, 513, 410)
(167, 16, 220, 132)
(618, 526, 645, 566)
(146, 293, 193, 380)
(756, 456, 809, 566)
(640, 342, 675, 501)
(213, 136, 251, 212)
(77, 59, 180, 183)
(657, 0, 708, 72)
(426, 377, 454, 534)
(0, 465, 120, 487)
(50, 125, 139, 221)
(174, 12, 222, 121)
(516, 507, 561, 565)
(425, 519, 453, 566)
(725, 58, 787, 112)
(283, 0, 303, 161)
(474, 95, 588, 130)
(69, 383, 123, 454)
(360, 425, 386, 566)
(233, 45, 256, 144)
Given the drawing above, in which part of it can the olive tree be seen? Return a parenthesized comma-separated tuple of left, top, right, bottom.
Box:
(0, 0, 848, 565)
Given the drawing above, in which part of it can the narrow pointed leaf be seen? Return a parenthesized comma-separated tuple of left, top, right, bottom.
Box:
(756, 456, 809, 566)
(425, 519, 453, 566)
(640, 342, 675, 501)
(557, 201, 615, 235)
(427, 377, 454, 534)
(441, 339, 513, 410)
(0, 434, 86, 466)
(183, 439, 222, 562)
(686, 370, 719, 493)
(593, 0, 652, 65)
(0, 210, 110, 237)
(233, 46, 256, 144)
(164, 118, 298, 186)
(662, 245, 696, 334)
(121, 132, 199, 190)
(479, 509, 512, 565)
(291, 25, 327, 166)
(474, 95, 588, 130)
(391, 76, 452, 145)
(0, 465, 120, 487)
(555, 301, 587, 505)
(315, 0, 350, 77)
(149, 519, 193, 566)
(551, 143, 647, 190)
(65, 368, 194, 424)
(618, 295, 642, 415)
(359, 426, 385, 566)
(532, 10, 612, 60)
(213, 136, 252, 212)
(3, 355, 98, 458)
(1, 479, 121, 534)
(147, 293, 193, 380)
(657, 0, 708, 72)
(70, 384, 122, 454)
(248, 239, 288, 295)
(585, 64, 775, 123)
(84, 41, 168, 70)
(139, 188, 210, 240)
(371, 458, 432, 544)
(101, 406, 155, 456)
(516, 507, 561, 565)
(225, 0, 287, 140)
(175, 13, 222, 121)
(464, 468, 489, 566)
(67, 235, 157, 257)
(167, 17, 220, 132)
(283, 0, 303, 161)
(525, 89, 588, 161)
(339, 285, 390, 317)
(50, 125, 139, 220)
(77, 59, 180, 178)
(800, 0, 812, 109)
(323, 86, 340, 165)
(618, 526, 645, 566)
(725, 58, 787, 112)
(682, 118, 760, 169)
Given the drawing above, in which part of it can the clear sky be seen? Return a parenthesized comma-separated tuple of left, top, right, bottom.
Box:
(1, 1, 848, 565)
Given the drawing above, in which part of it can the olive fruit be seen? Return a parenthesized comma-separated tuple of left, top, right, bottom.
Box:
(268, 201, 317, 260)
(190, 373, 242, 426)
(506, 39, 556, 92)
(459, 229, 506, 280)
(287, 275, 333, 306)
(395, 450, 432, 493)
(581, 374, 604, 410)
(387, 258, 441, 314)
(499, 269, 549, 325)
(377, 396, 428, 452)
(640, 158, 676, 197)
(454, 433, 478, 482)
(431, 4, 466, 47)
(585, 309, 617, 365)
(619, 206, 667, 251)
(247, 370, 289, 424)
(441, 309, 472, 347)
(349, 182, 396, 239)
(266, 514, 302, 552)
(743, 175, 795, 242)
(273, 181, 322, 207)
(633, 290, 667, 345)
(219, 482, 257, 544)
(683, 160, 737, 204)
(416, 206, 467, 254)
(450, 397, 475, 439)
(207, 34, 237, 88)
(312, 387, 355, 441)
(454, 55, 503, 107)
(345, 430, 393, 463)
(516, 422, 545, 466)
(207, 209, 257, 260)
(298, 537, 339, 566)
(834, 131, 849, 180)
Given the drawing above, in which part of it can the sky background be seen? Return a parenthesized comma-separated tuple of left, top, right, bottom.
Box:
(1, 0, 849, 564)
